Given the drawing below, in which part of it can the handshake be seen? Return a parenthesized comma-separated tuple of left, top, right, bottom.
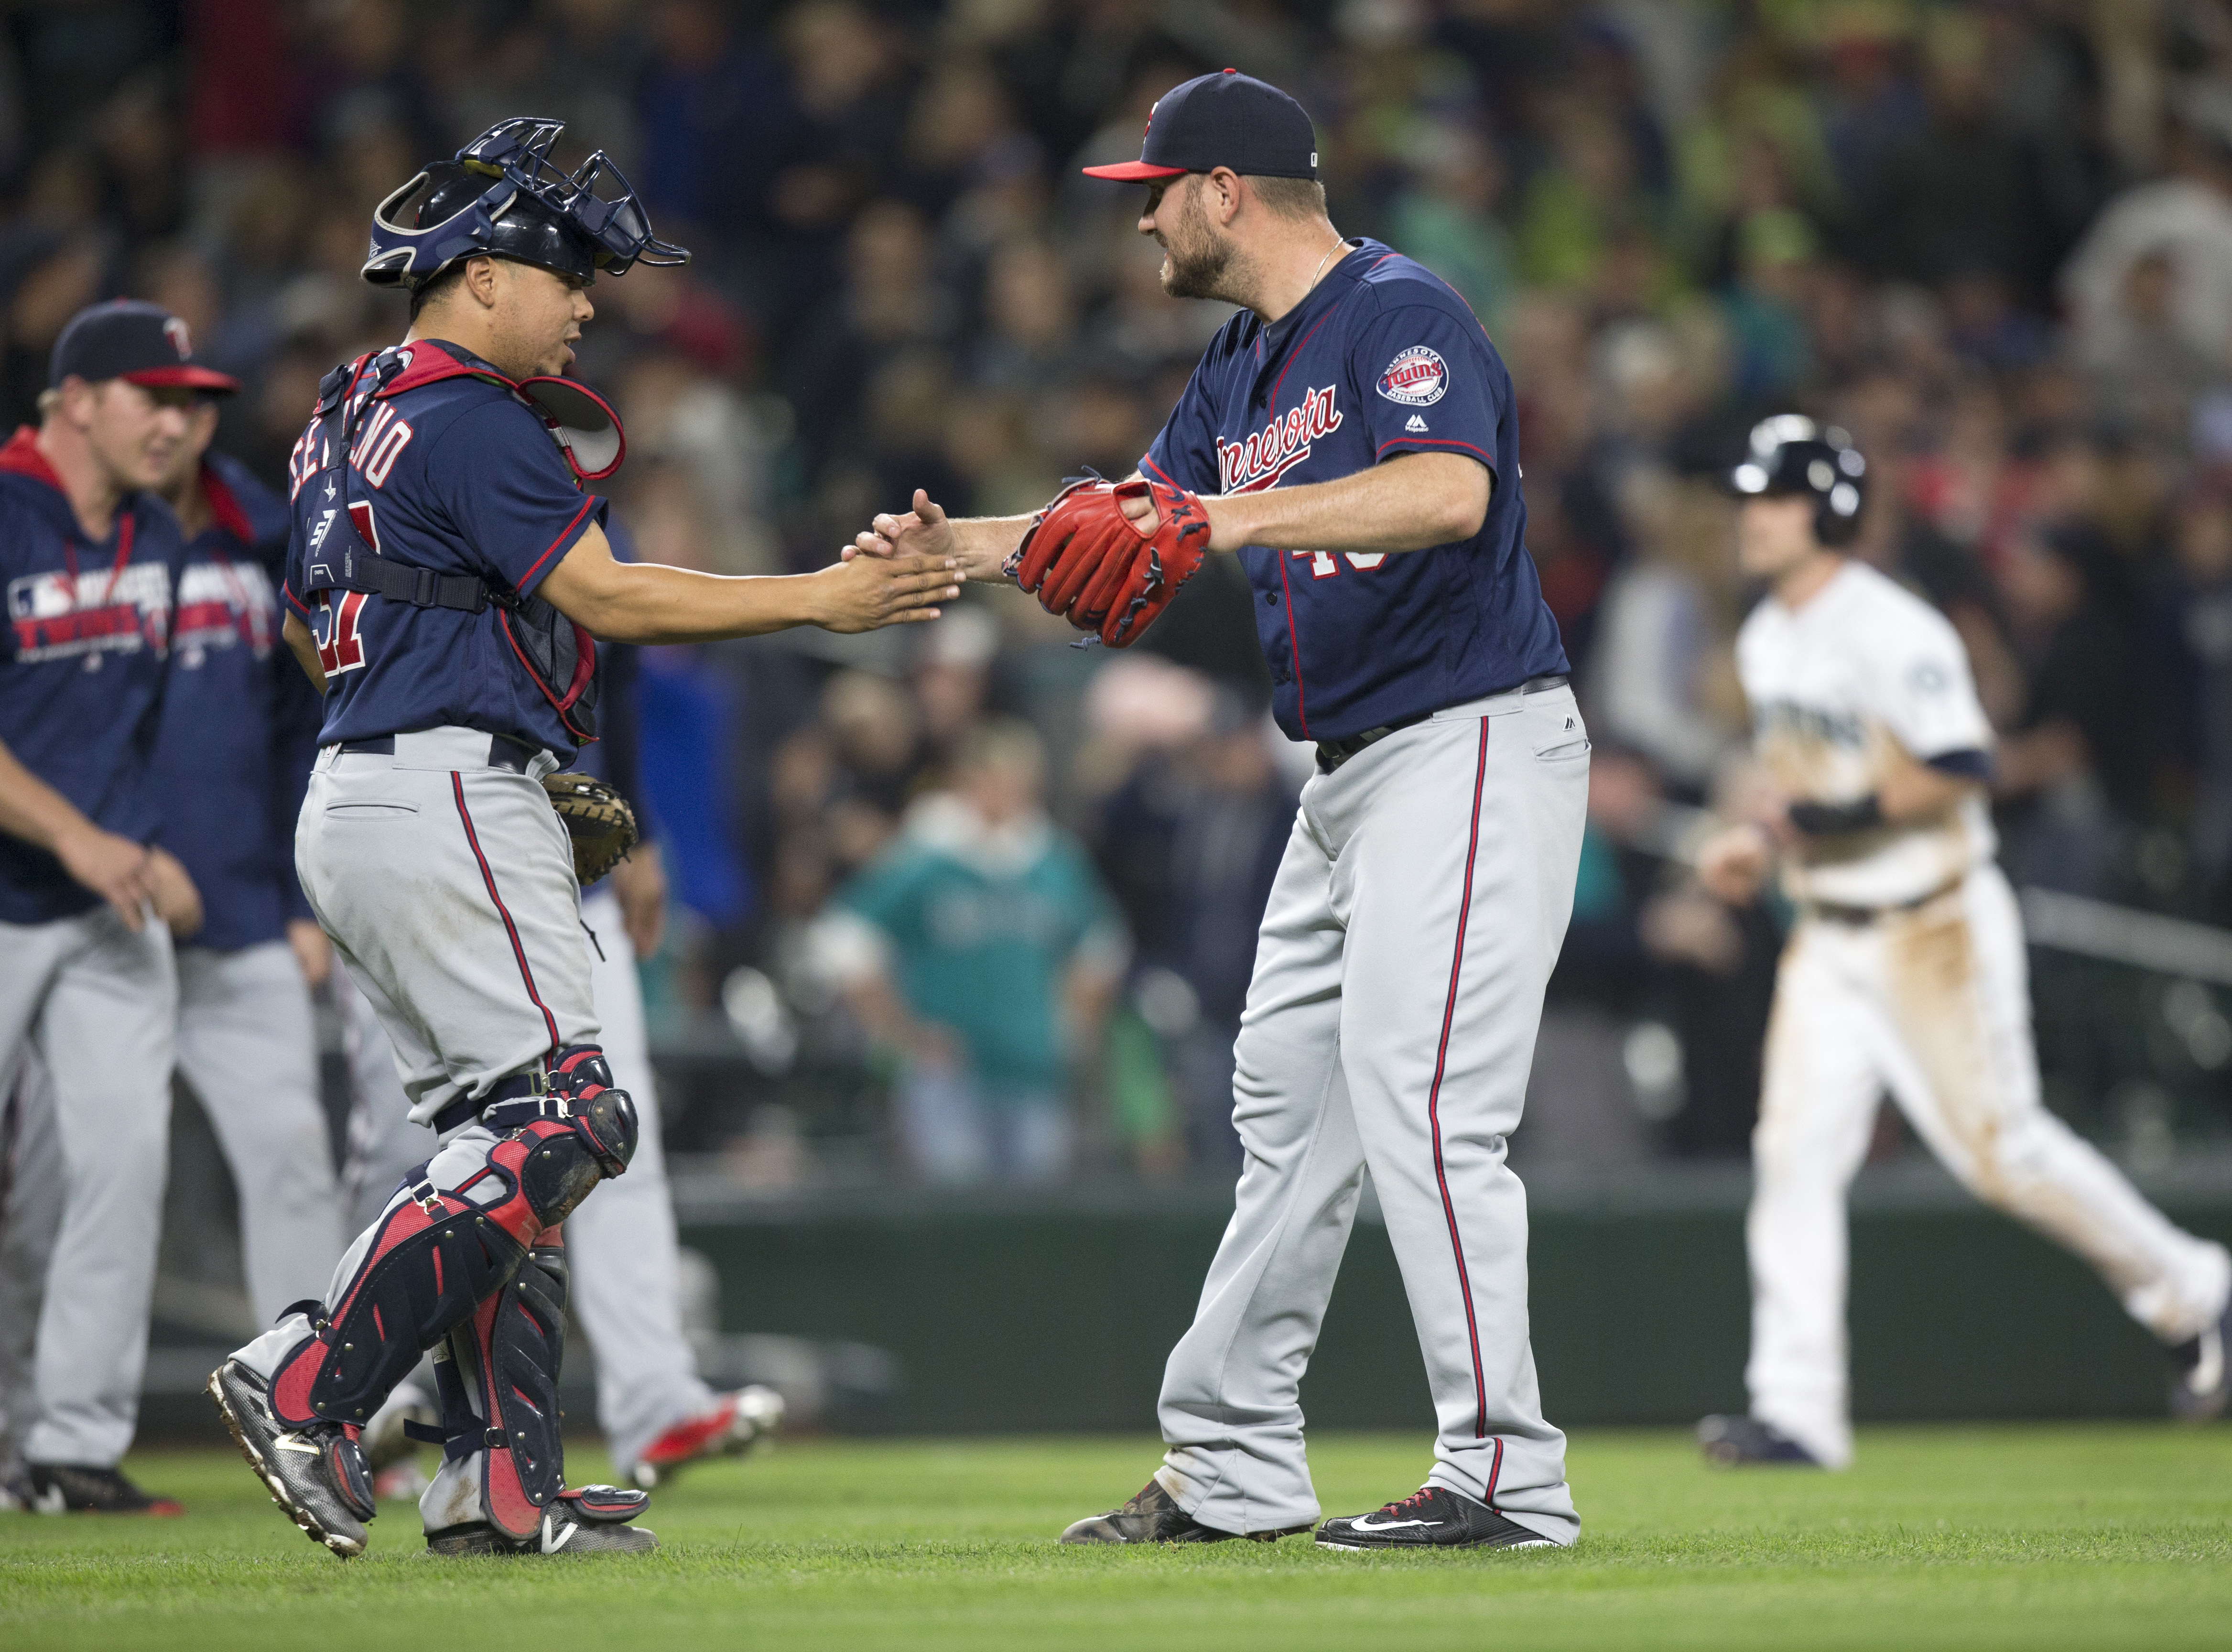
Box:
(846, 474, 1214, 649)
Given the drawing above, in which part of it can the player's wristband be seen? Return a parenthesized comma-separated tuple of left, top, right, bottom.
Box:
(1786, 794, 1885, 837)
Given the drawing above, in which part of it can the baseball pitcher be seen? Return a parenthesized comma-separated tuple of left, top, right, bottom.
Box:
(859, 71, 1587, 1551)
(1693, 416, 2232, 1468)
(207, 117, 958, 1561)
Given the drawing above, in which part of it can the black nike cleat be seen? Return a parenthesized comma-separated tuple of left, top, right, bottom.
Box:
(207, 1359, 375, 1557)
(1315, 1484, 1555, 1551)
(1059, 1476, 1303, 1544)
(22, 1463, 183, 1516)
(2169, 1295, 2232, 1423)
(1697, 1414, 1824, 1467)
(424, 1487, 657, 1556)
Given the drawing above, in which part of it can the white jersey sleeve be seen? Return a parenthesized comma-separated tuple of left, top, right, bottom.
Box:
(1859, 604, 1992, 762)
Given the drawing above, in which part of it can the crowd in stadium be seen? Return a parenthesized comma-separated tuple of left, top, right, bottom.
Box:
(10, 0, 2232, 1181)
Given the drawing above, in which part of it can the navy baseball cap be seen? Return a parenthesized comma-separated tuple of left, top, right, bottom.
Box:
(49, 300, 239, 393)
(1083, 69, 1319, 182)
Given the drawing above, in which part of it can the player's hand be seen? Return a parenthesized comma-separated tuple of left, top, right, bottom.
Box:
(287, 917, 333, 988)
(855, 491, 1012, 584)
(52, 823, 159, 930)
(610, 839, 668, 959)
(808, 550, 960, 633)
(1696, 823, 1774, 906)
(145, 846, 204, 939)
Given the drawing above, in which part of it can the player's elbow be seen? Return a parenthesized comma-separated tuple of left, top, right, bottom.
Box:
(1410, 454, 1490, 544)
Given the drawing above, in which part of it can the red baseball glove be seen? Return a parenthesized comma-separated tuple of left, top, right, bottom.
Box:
(1005, 474, 1211, 647)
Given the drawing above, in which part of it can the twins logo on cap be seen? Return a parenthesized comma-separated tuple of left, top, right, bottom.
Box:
(1377, 346, 1447, 407)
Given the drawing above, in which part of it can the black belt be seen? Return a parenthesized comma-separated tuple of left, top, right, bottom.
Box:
(336, 733, 541, 775)
(1314, 674, 1570, 774)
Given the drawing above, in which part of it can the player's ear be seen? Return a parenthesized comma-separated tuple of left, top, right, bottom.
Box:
(462, 254, 501, 310)
(1207, 167, 1242, 226)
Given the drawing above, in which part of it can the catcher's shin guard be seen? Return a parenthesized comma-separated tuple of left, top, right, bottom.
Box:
(266, 1046, 637, 1431)
(423, 1238, 572, 1540)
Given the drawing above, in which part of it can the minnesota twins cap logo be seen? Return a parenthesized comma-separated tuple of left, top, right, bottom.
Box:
(1377, 346, 1447, 406)
(163, 315, 193, 359)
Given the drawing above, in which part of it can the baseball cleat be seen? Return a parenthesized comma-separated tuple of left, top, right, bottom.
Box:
(629, 1385, 786, 1489)
(1697, 1413, 1824, 1467)
(424, 1486, 657, 1556)
(207, 1359, 375, 1557)
(20, 1462, 183, 1516)
(2168, 1295, 2232, 1423)
(0, 1459, 34, 1511)
(1315, 1485, 1555, 1551)
(1059, 1476, 1303, 1544)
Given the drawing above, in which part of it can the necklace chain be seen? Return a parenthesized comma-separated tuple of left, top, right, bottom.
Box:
(1306, 234, 1348, 293)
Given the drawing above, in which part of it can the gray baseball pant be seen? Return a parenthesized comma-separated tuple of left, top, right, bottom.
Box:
(0, 937, 340, 1460)
(228, 727, 601, 1531)
(0, 906, 176, 1467)
(1154, 684, 1589, 1546)
(343, 883, 715, 1474)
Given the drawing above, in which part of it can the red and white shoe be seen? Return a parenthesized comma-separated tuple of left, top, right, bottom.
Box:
(628, 1386, 785, 1489)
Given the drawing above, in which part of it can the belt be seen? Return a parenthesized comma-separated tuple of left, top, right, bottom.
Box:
(1314, 674, 1569, 775)
(1804, 877, 1962, 926)
(337, 733, 542, 775)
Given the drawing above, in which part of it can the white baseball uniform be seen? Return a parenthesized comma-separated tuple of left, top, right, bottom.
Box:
(1736, 560, 2232, 1466)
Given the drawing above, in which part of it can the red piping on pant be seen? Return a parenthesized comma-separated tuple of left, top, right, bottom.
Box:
(451, 772, 561, 1049)
(1427, 717, 1492, 1436)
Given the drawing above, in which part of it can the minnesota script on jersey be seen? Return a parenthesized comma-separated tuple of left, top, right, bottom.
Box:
(1737, 560, 1996, 908)
(1144, 239, 1566, 742)
(281, 341, 608, 763)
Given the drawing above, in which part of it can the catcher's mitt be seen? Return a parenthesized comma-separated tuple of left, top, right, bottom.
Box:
(542, 772, 639, 885)
(1005, 474, 1211, 647)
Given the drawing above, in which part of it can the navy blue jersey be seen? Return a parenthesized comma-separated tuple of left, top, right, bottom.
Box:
(281, 341, 608, 762)
(150, 452, 323, 952)
(0, 426, 185, 925)
(569, 516, 655, 845)
(1144, 239, 1567, 741)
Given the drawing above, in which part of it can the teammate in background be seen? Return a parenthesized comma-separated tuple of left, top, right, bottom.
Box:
(0, 302, 218, 1514)
(148, 382, 347, 1326)
(1693, 416, 2232, 1468)
(206, 118, 956, 1562)
(859, 72, 1588, 1550)
(344, 617, 781, 1496)
(2, 359, 348, 1512)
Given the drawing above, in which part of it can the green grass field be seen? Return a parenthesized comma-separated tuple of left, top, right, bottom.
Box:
(3, 1425, 2228, 1651)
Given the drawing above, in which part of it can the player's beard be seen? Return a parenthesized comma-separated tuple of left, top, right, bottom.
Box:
(1159, 185, 1240, 303)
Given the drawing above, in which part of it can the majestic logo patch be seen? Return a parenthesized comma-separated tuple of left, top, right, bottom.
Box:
(1217, 384, 1342, 493)
(1377, 346, 1447, 406)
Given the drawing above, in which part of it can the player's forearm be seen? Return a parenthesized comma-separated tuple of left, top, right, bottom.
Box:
(945, 514, 1033, 583)
(553, 560, 842, 644)
(1878, 761, 1984, 824)
(1202, 453, 1489, 554)
(0, 738, 99, 853)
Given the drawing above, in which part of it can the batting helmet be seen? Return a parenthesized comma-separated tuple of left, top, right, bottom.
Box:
(363, 117, 688, 291)
(1727, 414, 1867, 547)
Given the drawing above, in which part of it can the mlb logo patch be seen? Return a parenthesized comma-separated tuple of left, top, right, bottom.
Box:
(1377, 346, 1447, 406)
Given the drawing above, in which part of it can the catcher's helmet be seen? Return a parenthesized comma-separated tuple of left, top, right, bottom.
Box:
(1727, 413, 1867, 547)
(363, 117, 688, 291)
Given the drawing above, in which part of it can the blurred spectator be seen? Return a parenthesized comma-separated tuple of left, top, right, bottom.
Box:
(813, 721, 1126, 1184)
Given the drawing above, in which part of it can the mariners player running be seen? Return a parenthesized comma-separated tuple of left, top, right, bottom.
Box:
(1693, 416, 2232, 1468)
(861, 72, 1588, 1549)
(207, 118, 958, 1560)
(0, 302, 221, 1515)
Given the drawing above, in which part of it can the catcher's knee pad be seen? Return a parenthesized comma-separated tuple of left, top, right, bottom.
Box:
(423, 1238, 570, 1540)
(267, 1177, 531, 1429)
(473, 1044, 638, 1236)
